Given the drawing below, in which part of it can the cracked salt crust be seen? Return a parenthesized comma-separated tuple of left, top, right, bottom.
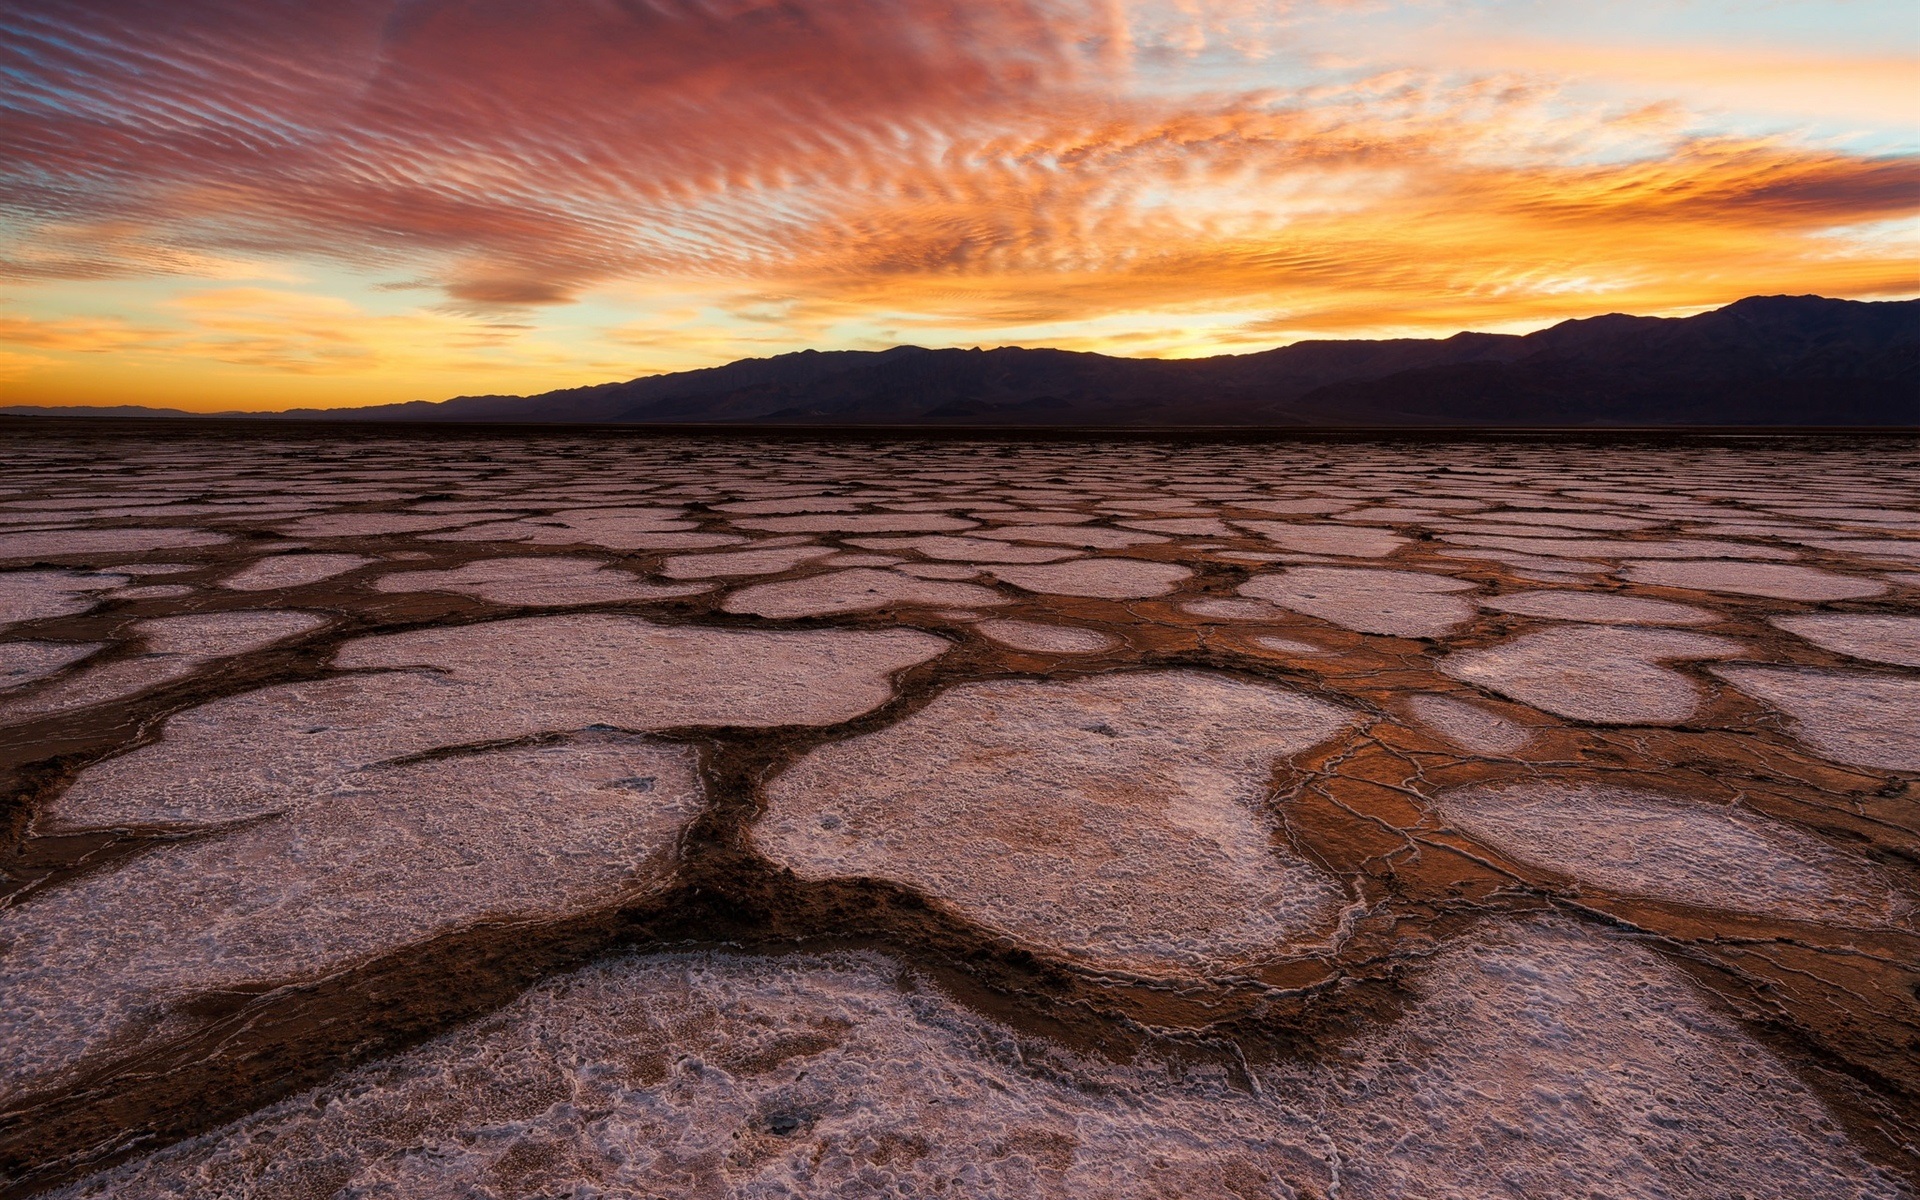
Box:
(1434, 783, 1893, 921)
(1, 610, 327, 723)
(1283, 920, 1905, 1200)
(1461, 510, 1656, 531)
(222, 553, 373, 591)
(1441, 625, 1739, 724)
(0, 733, 705, 1099)
(1446, 534, 1799, 561)
(1182, 597, 1284, 621)
(278, 513, 502, 538)
(374, 557, 705, 605)
(0, 641, 102, 692)
(1771, 614, 1920, 668)
(658, 544, 834, 578)
(731, 513, 977, 534)
(1622, 560, 1887, 601)
(989, 559, 1190, 599)
(0, 570, 129, 631)
(432, 509, 743, 551)
(0, 528, 227, 561)
(52, 950, 1336, 1200)
(1233, 521, 1408, 558)
(1712, 666, 1920, 772)
(975, 620, 1117, 654)
(1254, 635, 1328, 655)
(1480, 589, 1717, 625)
(896, 561, 983, 580)
(46, 616, 949, 828)
(1118, 517, 1233, 536)
(1240, 567, 1477, 637)
(755, 671, 1352, 974)
(846, 535, 1080, 564)
(59, 929, 1901, 1200)
(982, 524, 1167, 549)
(1407, 694, 1532, 754)
(722, 568, 1005, 618)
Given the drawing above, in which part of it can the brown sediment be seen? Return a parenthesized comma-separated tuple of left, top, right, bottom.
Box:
(0, 425, 1915, 1195)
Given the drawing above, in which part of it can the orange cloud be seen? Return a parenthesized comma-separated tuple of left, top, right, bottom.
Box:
(0, 0, 1912, 406)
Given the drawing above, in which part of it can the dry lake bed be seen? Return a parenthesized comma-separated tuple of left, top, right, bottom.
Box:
(0, 425, 1916, 1198)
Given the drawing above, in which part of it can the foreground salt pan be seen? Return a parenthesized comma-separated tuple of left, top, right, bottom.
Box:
(1441, 625, 1740, 724)
(722, 568, 1003, 618)
(1711, 666, 1920, 772)
(0, 568, 127, 630)
(374, 556, 705, 604)
(1771, 613, 1920, 668)
(1240, 568, 1476, 637)
(56, 928, 1902, 1200)
(47, 615, 947, 828)
(755, 671, 1352, 974)
(1, 610, 326, 723)
(0, 734, 704, 1098)
(1290, 920, 1904, 1200)
(1433, 783, 1894, 922)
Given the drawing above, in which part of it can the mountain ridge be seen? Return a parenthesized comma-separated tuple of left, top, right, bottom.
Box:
(5, 295, 1915, 427)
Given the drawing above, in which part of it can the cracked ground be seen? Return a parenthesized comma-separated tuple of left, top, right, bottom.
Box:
(1, 425, 1916, 1198)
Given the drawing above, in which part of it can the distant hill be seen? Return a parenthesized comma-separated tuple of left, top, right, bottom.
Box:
(6, 295, 1916, 427)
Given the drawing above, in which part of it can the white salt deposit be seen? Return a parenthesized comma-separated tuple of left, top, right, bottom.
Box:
(1711, 667, 1920, 772)
(1447, 535, 1797, 561)
(222, 553, 373, 591)
(1234, 521, 1407, 558)
(658, 544, 834, 578)
(0, 529, 226, 561)
(1435, 546, 1608, 575)
(48, 616, 948, 829)
(989, 559, 1190, 599)
(847, 535, 1080, 563)
(976, 620, 1118, 654)
(1181, 597, 1283, 621)
(1433, 783, 1892, 921)
(57, 929, 1900, 1200)
(1253, 635, 1328, 655)
(755, 671, 1352, 974)
(374, 557, 705, 605)
(715, 496, 862, 514)
(1297, 920, 1904, 1200)
(1240, 568, 1477, 637)
(896, 562, 983, 580)
(1771, 614, 1920, 667)
(1118, 517, 1232, 536)
(732, 513, 977, 534)
(279, 513, 486, 538)
(51, 950, 1338, 1200)
(984, 524, 1167, 549)
(1463, 510, 1655, 531)
(1623, 561, 1887, 601)
(434, 510, 743, 551)
(0, 641, 101, 692)
(0, 733, 705, 1099)
(1441, 626, 1739, 724)
(722, 568, 1005, 618)
(1407, 694, 1532, 754)
(1480, 589, 1716, 625)
(1, 611, 327, 723)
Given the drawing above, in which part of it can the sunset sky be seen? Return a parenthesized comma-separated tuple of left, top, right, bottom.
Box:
(1, 1, 1915, 411)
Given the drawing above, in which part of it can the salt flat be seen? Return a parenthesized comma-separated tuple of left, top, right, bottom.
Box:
(0, 428, 1914, 1198)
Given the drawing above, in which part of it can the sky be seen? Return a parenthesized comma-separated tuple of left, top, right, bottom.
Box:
(0, 0, 1915, 411)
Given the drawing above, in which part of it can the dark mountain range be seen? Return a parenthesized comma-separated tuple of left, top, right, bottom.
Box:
(6, 295, 1916, 427)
